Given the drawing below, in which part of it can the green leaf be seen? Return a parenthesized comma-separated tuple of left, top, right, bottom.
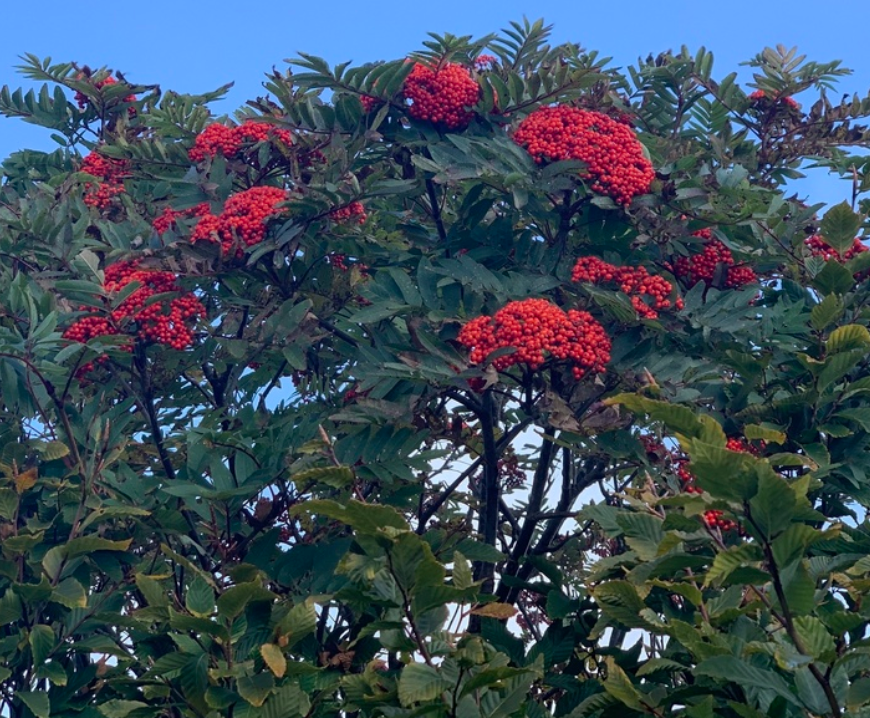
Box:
(452, 551, 474, 590)
(460, 667, 532, 697)
(237, 673, 275, 707)
(689, 441, 758, 501)
(398, 663, 450, 707)
(29, 624, 54, 665)
(298, 499, 408, 533)
(748, 469, 795, 538)
(216, 583, 275, 619)
(186, 576, 215, 617)
(99, 700, 151, 718)
(706, 544, 763, 587)
(51, 578, 87, 608)
(262, 683, 310, 718)
(694, 656, 800, 705)
(604, 394, 707, 439)
(812, 260, 856, 295)
(810, 294, 844, 330)
(793, 616, 835, 661)
(602, 657, 644, 711)
(17, 691, 50, 718)
(820, 201, 862, 254)
(65, 536, 132, 557)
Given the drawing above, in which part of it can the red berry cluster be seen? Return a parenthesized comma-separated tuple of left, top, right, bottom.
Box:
(571, 256, 683, 318)
(80, 152, 129, 210)
(190, 186, 289, 256)
(360, 95, 381, 113)
(512, 106, 654, 205)
(330, 201, 367, 225)
(74, 74, 137, 114)
(457, 298, 611, 380)
(63, 259, 205, 373)
(805, 234, 868, 263)
(672, 228, 757, 289)
(188, 120, 294, 163)
(403, 62, 480, 130)
(474, 55, 497, 70)
(748, 89, 800, 111)
(152, 202, 211, 235)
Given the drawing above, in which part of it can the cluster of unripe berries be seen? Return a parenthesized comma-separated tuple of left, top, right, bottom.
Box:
(571, 256, 683, 319)
(512, 106, 654, 205)
(403, 62, 481, 130)
(748, 89, 801, 111)
(672, 228, 757, 289)
(188, 121, 294, 163)
(175, 187, 289, 257)
(62, 259, 205, 372)
(457, 298, 611, 380)
(80, 152, 128, 210)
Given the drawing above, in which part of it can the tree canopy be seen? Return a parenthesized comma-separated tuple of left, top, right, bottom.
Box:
(3, 19, 870, 718)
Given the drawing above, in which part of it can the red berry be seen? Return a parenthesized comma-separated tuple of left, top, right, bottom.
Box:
(403, 61, 480, 130)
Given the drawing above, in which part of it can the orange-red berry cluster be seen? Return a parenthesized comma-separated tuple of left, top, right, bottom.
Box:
(63, 259, 205, 373)
(152, 202, 211, 235)
(457, 298, 611, 380)
(80, 152, 128, 210)
(403, 62, 480, 130)
(474, 55, 497, 70)
(190, 186, 289, 256)
(330, 201, 367, 225)
(748, 89, 800, 111)
(74, 74, 137, 114)
(512, 106, 654, 205)
(571, 256, 683, 318)
(360, 95, 381, 113)
(672, 228, 757, 289)
(188, 121, 294, 163)
(805, 235, 868, 263)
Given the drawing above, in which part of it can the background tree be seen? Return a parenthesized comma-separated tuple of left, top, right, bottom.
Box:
(2, 20, 870, 718)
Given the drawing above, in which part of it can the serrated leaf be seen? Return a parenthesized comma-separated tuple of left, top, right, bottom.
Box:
(237, 673, 274, 707)
(706, 544, 763, 587)
(398, 662, 450, 707)
(602, 657, 644, 710)
(820, 202, 862, 254)
(29, 624, 54, 665)
(262, 683, 310, 718)
(51, 577, 87, 608)
(452, 550, 474, 590)
(827, 324, 870, 353)
(186, 576, 214, 617)
(793, 616, 835, 661)
(216, 583, 275, 619)
(810, 294, 844, 330)
(694, 656, 800, 705)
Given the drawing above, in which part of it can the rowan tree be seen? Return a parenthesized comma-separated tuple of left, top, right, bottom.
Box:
(2, 20, 870, 718)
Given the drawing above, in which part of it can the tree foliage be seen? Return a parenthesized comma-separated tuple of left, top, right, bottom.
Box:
(3, 19, 870, 718)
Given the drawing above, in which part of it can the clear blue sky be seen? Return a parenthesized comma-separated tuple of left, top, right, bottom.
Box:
(2, 0, 868, 208)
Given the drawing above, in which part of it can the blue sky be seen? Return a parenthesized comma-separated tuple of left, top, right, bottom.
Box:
(2, 0, 868, 207)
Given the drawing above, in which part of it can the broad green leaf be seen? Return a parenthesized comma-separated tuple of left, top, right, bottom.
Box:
(398, 663, 450, 707)
(186, 576, 215, 617)
(694, 656, 800, 705)
(820, 201, 862, 254)
(17, 691, 50, 718)
(602, 657, 644, 711)
(237, 673, 275, 707)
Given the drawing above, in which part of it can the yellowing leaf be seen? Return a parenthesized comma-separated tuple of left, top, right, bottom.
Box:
(14, 467, 37, 494)
(260, 643, 286, 678)
(470, 603, 517, 620)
